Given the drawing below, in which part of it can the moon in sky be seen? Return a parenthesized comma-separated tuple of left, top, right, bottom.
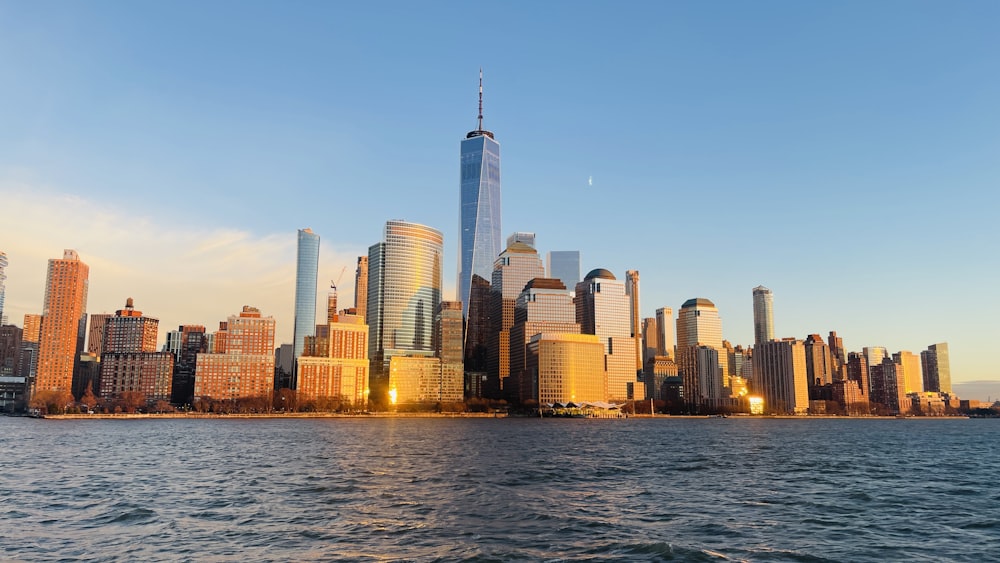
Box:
(588, 175, 593, 186)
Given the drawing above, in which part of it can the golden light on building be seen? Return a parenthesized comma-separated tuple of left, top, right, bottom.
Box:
(748, 396, 765, 415)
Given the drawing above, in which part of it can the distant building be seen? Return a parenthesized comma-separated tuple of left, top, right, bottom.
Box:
(0, 251, 6, 324)
(368, 220, 444, 402)
(509, 278, 580, 404)
(676, 298, 725, 411)
(546, 251, 581, 292)
(754, 338, 809, 415)
(869, 357, 906, 414)
(752, 286, 774, 344)
(804, 334, 832, 387)
(297, 312, 369, 406)
(655, 307, 674, 359)
(0, 324, 21, 377)
(354, 255, 368, 322)
(921, 343, 951, 393)
(98, 299, 173, 403)
(488, 241, 545, 399)
(892, 350, 922, 394)
(194, 306, 276, 402)
(86, 313, 112, 358)
(576, 269, 641, 402)
(527, 333, 606, 405)
(506, 232, 535, 249)
(293, 228, 320, 362)
(463, 274, 491, 397)
(625, 270, 642, 373)
(17, 314, 42, 380)
(169, 325, 206, 405)
(641, 317, 658, 368)
(827, 331, 847, 380)
(845, 352, 870, 413)
(35, 250, 89, 396)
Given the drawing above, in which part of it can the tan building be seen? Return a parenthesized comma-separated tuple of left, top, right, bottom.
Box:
(527, 333, 606, 405)
(296, 312, 369, 406)
(388, 355, 462, 404)
(893, 350, 923, 394)
(625, 270, 642, 372)
(194, 306, 275, 401)
(675, 297, 726, 411)
(488, 241, 545, 398)
(35, 250, 89, 395)
(576, 269, 640, 402)
(754, 338, 809, 415)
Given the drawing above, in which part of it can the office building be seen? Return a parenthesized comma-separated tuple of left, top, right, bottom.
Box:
(17, 314, 41, 380)
(0, 251, 6, 324)
(752, 285, 774, 344)
(869, 357, 905, 414)
(641, 317, 658, 368)
(845, 352, 870, 412)
(509, 278, 580, 403)
(921, 343, 951, 393)
(754, 338, 809, 414)
(804, 334, 832, 387)
(506, 232, 535, 249)
(354, 256, 368, 321)
(625, 270, 642, 373)
(386, 300, 464, 405)
(655, 307, 674, 359)
(676, 298, 725, 411)
(99, 299, 173, 403)
(0, 324, 22, 377)
(194, 306, 276, 401)
(892, 350, 922, 394)
(488, 241, 545, 398)
(526, 332, 606, 405)
(86, 314, 112, 358)
(35, 250, 89, 395)
(576, 269, 640, 402)
(546, 251, 581, 292)
(827, 331, 847, 380)
(169, 325, 206, 404)
(368, 220, 444, 398)
(458, 70, 502, 319)
(297, 311, 369, 406)
(293, 228, 320, 362)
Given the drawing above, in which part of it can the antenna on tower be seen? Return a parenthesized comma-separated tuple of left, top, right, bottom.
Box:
(478, 67, 484, 131)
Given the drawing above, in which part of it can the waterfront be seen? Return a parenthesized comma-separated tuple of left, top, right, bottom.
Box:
(1, 417, 997, 562)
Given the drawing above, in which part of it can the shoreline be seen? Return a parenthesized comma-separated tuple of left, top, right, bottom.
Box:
(30, 412, 973, 420)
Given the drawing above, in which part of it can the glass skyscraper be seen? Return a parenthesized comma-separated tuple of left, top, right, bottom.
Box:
(293, 228, 320, 361)
(458, 71, 501, 318)
(752, 285, 774, 344)
(368, 220, 444, 377)
(547, 251, 581, 294)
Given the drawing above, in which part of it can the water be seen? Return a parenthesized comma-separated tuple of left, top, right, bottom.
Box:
(1, 417, 998, 562)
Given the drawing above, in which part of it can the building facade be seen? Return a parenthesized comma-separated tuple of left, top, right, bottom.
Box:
(892, 350, 923, 394)
(354, 255, 368, 321)
(655, 307, 674, 359)
(546, 251, 581, 291)
(458, 71, 502, 319)
(576, 269, 640, 402)
(35, 250, 89, 396)
(488, 241, 545, 398)
(675, 298, 725, 411)
(754, 338, 809, 414)
(509, 278, 580, 403)
(194, 306, 276, 402)
(527, 332, 606, 405)
(293, 228, 320, 362)
(921, 343, 951, 393)
(752, 285, 774, 344)
(368, 220, 444, 399)
(625, 270, 642, 373)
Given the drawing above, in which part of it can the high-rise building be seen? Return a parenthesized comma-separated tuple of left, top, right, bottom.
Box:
(527, 332, 606, 405)
(546, 251, 581, 292)
(655, 307, 674, 359)
(892, 350, 922, 394)
(0, 324, 22, 376)
(754, 338, 809, 414)
(870, 357, 905, 414)
(576, 269, 640, 402)
(828, 331, 847, 380)
(17, 313, 42, 380)
(35, 250, 89, 395)
(297, 311, 369, 406)
(0, 251, 7, 324)
(804, 334, 832, 387)
(921, 343, 951, 393)
(458, 70, 502, 320)
(641, 317, 658, 367)
(676, 298, 725, 411)
(194, 306, 276, 401)
(845, 352, 870, 412)
(863, 346, 887, 372)
(368, 220, 444, 400)
(509, 278, 580, 403)
(488, 241, 545, 398)
(99, 298, 173, 403)
(354, 255, 368, 322)
(169, 325, 207, 405)
(86, 313, 112, 358)
(752, 285, 774, 344)
(293, 228, 320, 362)
(625, 270, 642, 373)
(463, 274, 492, 392)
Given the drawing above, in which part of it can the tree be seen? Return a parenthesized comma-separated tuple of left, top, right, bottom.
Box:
(117, 391, 146, 413)
(80, 385, 98, 412)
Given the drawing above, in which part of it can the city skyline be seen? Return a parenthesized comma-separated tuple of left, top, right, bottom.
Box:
(1, 3, 997, 386)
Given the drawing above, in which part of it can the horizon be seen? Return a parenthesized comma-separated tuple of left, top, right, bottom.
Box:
(2, 2, 997, 386)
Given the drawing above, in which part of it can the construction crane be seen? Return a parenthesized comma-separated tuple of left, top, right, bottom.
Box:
(327, 266, 348, 322)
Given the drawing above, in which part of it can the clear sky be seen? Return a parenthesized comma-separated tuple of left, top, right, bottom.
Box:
(1, 1, 998, 384)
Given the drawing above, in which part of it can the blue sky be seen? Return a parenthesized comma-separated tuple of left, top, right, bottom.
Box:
(1, 1, 998, 384)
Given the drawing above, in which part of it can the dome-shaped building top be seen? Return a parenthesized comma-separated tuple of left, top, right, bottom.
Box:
(681, 297, 716, 309)
(583, 268, 617, 281)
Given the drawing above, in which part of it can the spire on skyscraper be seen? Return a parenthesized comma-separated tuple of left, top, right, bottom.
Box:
(467, 68, 494, 139)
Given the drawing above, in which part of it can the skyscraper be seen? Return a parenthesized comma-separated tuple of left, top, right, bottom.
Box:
(293, 228, 320, 362)
(655, 307, 674, 359)
(921, 342, 951, 393)
(0, 251, 7, 324)
(488, 240, 545, 398)
(576, 269, 639, 402)
(625, 270, 642, 373)
(676, 298, 724, 411)
(892, 350, 922, 394)
(547, 251, 581, 291)
(754, 338, 809, 415)
(87, 313, 112, 358)
(368, 220, 444, 398)
(354, 255, 368, 321)
(510, 277, 580, 403)
(458, 70, 502, 319)
(99, 298, 173, 403)
(752, 285, 774, 344)
(35, 250, 89, 395)
(194, 306, 276, 401)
